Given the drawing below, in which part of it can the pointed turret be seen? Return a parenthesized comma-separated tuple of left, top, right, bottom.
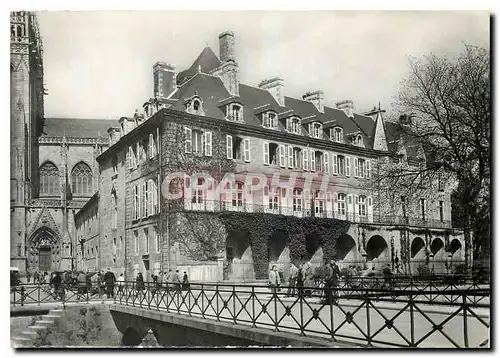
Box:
(372, 108, 389, 151)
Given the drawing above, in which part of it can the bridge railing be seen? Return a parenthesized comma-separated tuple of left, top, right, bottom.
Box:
(112, 281, 489, 348)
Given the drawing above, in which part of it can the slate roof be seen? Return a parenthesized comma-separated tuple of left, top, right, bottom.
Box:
(42, 118, 117, 139)
(177, 46, 222, 85)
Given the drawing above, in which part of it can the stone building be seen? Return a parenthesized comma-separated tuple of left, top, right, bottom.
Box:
(91, 31, 466, 281)
(10, 12, 115, 275)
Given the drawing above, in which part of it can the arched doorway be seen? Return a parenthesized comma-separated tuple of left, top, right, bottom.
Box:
(410, 237, 426, 274)
(267, 230, 289, 280)
(448, 239, 463, 272)
(366, 235, 389, 269)
(304, 233, 322, 267)
(225, 230, 254, 281)
(430, 238, 446, 274)
(335, 234, 357, 269)
(28, 227, 60, 273)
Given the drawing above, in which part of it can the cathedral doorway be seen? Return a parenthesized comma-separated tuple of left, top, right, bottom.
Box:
(28, 226, 60, 273)
(38, 246, 51, 272)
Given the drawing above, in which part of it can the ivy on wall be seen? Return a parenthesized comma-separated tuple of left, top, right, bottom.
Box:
(219, 212, 351, 279)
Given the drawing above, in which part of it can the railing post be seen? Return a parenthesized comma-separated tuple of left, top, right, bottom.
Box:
(365, 291, 371, 346)
(201, 284, 205, 319)
(38, 284, 40, 306)
(251, 286, 256, 328)
(462, 293, 469, 348)
(273, 286, 278, 332)
(409, 291, 415, 347)
(233, 285, 236, 325)
(299, 287, 305, 336)
(330, 285, 335, 341)
(216, 284, 220, 322)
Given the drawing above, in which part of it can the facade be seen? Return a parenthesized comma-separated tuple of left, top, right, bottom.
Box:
(11, 12, 466, 280)
(91, 31, 466, 281)
(10, 12, 115, 275)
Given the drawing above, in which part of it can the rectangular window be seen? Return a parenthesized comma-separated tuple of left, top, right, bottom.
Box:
(303, 149, 309, 171)
(134, 231, 139, 255)
(366, 160, 371, 179)
(155, 226, 160, 252)
(142, 182, 148, 217)
(149, 133, 156, 159)
(354, 158, 359, 178)
(279, 144, 286, 167)
(134, 185, 140, 220)
(243, 138, 251, 162)
(345, 157, 351, 177)
(439, 201, 444, 222)
(323, 153, 329, 174)
(128, 146, 134, 169)
(136, 142, 141, 166)
(144, 228, 149, 254)
(310, 149, 316, 172)
(184, 127, 192, 153)
(226, 135, 233, 159)
(420, 198, 426, 221)
(287, 146, 294, 169)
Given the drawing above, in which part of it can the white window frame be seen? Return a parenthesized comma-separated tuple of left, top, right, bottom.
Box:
(303, 149, 309, 171)
(279, 144, 286, 167)
(346, 157, 351, 177)
(204, 131, 212, 156)
(293, 188, 302, 212)
(337, 193, 346, 216)
(359, 195, 367, 216)
(263, 142, 270, 165)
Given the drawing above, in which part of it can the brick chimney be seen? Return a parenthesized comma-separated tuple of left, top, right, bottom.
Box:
(219, 31, 235, 63)
(153, 62, 177, 99)
(303, 90, 324, 112)
(258, 77, 285, 107)
(212, 30, 239, 96)
(336, 100, 354, 118)
(107, 127, 121, 146)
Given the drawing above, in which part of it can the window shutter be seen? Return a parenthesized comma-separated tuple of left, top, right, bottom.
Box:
(149, 134, 154, 159)
(149, 180, 154, 215)
(346, 157, 351, 177)
(286, 117, 290, 131)
(279, 144, 286, 167)
(132, 186, 137, 219)
(303, 149, 309, 170)
(128, 147, 133, 169)
(138, 184, 142, 219)
(288, 146, 293, 168)
(353, 158, 359, 178)
(423, 199, 427, 220)
(366, 160, 371, 179)
(310, 149, 316, 172)
(263, 142, 270, 165)
(333, 154, 338, 175)
(308, 123, 312, 136)
(243, 138, 251, 162)
(324, 153, 329, 174)
(226, 135, 233, 159)
(184, 127, 192, 153)
(156, 127, 160, 157)
(143, 182, 148, 217)
(368, 196, 373, 221)
(153, 180, 158, 214)
(355, 195, 359, 215)
(136, 142, 141, 166)
(204, 131, 212, 156)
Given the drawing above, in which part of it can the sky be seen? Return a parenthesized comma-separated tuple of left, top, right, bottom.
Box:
(36, 11, 490, 120)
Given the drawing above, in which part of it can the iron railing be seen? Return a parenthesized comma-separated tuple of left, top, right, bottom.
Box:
(165, 199, 452, 229)
(111, 281, 489, 348)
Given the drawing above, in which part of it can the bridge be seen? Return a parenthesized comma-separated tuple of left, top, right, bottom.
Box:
(11, 279, 490, 348)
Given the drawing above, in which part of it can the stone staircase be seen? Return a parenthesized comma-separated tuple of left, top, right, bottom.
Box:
(11, 308, 63, 348)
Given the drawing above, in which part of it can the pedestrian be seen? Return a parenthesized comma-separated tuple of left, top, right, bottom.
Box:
(33, 271, 38, 285)
(116, 273, 125, 296)
(165, 269, 174, 291)
(77, 271, 87, 298)
(103, 268, 116, 298)
(296, 263, 304, 295)
(26, 270, 31, 283)
(286, 262, 298, 297)
(174, 270, 182, 294)
(135, 272, 145, 300)
(51, 272, 64, 300)
(303, 261, 314, 297)
(44, 271, 50, 285)
(150, 274, 158, 297)
(182, 271, 189, 290)
(268, 265, 281, 295)
(323, 259, 341, 304)
(382, 264, 393, 289)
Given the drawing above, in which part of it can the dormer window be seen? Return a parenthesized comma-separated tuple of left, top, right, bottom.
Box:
(226, 103, 243, 122)
(263, 111, 278, 129)
(309, 122, 323, 139)
(331, 127, 343, 143)
(186, 96, 205, 116)
(286, 117, 301, 135)
(355, 134, 363, 146)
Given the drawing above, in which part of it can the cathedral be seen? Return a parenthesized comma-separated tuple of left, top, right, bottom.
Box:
(10, 11, 114, 274)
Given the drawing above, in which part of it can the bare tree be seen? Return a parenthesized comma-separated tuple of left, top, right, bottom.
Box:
(381, 44, 490, 271)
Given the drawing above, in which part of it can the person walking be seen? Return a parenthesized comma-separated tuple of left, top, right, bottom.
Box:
(382, 264, 393, 289)
(303, 261, 314, 297)
(77, 271, 87, 299)
(268, 265, 281, 295)
(44, 272, 50, 285)
(150, 274, 158, 298)
(103, 268, 116, 299)
(286, 263, 298, 297)
(135, 272, 145, 301)
(296, 263, 304, 296)
(26, 270, 31, 283)
(323, 259, 341, 304)
(51, 272, 64, 300)
(182, 271, 189, 291)
(33, 271, 39, 285)
(173, 270, 182, 294)
(116, 273, 125, 296)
